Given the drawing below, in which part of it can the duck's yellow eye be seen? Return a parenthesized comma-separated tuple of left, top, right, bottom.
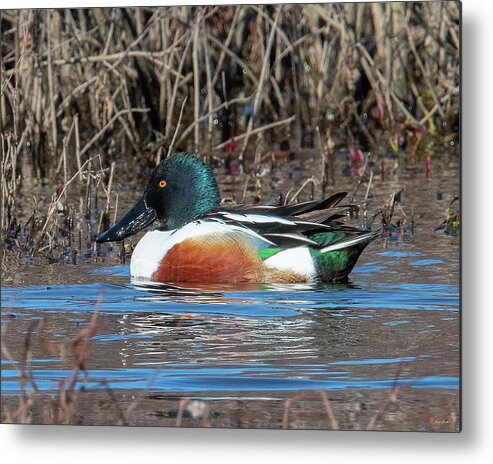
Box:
(159, 180, 167, 188)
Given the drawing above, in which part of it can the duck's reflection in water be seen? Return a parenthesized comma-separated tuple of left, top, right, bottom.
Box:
(113, 280, 361, 370)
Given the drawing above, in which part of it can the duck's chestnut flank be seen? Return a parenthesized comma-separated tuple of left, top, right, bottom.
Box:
(152, 233, 264, 284)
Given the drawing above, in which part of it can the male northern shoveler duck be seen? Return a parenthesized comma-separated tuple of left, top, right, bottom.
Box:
(96, 152, 378, 284)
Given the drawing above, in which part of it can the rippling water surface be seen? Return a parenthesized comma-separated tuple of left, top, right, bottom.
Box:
(1, 153, 460, 430)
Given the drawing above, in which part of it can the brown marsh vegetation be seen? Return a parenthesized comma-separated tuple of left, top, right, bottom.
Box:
(1, 3, 460, 253)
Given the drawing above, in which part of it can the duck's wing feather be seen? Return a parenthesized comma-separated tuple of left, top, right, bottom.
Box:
(202, 192, 367, 248)
(226, 192, 348, 217)
(203, 212, 320, 247)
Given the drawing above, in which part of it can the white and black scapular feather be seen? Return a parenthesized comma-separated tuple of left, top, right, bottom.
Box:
(201, 192, 367, 248)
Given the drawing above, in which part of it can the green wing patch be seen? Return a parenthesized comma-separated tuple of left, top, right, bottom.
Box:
(309, 231, 347, 247)
(259, 248, 282, 261)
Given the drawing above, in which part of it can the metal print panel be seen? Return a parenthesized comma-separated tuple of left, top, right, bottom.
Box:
(0, 1, 460, 431)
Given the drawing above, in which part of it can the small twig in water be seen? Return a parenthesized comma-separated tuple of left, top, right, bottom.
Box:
(287, 177, 317, 205)
(366, 363, 402, 430)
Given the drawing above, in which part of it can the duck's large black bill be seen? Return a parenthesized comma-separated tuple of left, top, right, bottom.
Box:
(96, 195, 156, 243)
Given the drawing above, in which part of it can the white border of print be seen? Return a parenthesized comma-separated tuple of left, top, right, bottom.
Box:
(1, 1, 492, 464)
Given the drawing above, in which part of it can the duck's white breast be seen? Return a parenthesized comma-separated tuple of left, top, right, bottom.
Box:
(130, 229, 174, 280)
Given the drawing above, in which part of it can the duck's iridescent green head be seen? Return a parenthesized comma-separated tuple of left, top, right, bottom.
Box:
(146, 152, 220, 229)
(96, 153, 220, 242)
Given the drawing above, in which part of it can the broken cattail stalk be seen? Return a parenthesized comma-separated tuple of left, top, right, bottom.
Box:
(192, 12, 201, 153)
(97, 210, 105, 237)
(365, 170, 374, 200)
(105, 161, 115, 214)
(167, 96, 188, 158)
(204, 38, 214, 156)
(316, 126, 328, 198)
(74, 114, 82, 182)
(113, 192, 119, 226)
(84, 159, 92, 220)
(164, 35, 193, 142)
(242, 175, 250, 204)
(46, 11, 58, 156)
(238, 7, 282, 169)
(155, 146, 163, 167)
(327, 131, 335, 190)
